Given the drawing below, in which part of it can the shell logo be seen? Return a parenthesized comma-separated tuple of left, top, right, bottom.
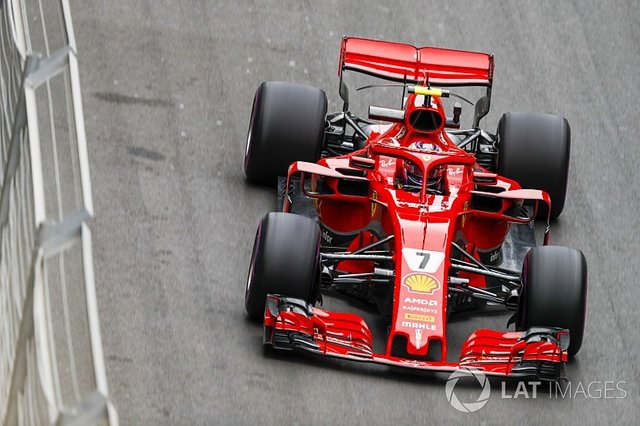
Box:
(403, 273, 440, 295)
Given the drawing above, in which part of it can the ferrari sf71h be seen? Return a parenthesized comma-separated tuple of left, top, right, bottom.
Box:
(243, 37, 587, 381)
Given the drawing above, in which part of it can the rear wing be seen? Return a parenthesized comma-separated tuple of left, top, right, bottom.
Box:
(339, 37, 494, 86)
(338, 37, 494, 126)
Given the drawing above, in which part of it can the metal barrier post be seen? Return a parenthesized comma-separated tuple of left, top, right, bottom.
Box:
(0, 0, 118, 424)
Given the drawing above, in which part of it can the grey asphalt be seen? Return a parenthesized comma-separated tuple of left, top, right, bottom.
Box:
(69, 0, 639, 424)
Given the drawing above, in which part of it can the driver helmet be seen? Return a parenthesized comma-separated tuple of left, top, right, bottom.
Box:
(403, 161, 445, 192)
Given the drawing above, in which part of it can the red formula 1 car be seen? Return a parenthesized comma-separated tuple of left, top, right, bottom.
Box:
(243, 37, 587, 381)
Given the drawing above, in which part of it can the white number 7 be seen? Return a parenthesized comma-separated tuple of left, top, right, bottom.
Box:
(402, 248, 444, 273)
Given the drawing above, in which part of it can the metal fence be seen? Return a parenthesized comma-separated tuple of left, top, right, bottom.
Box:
(0, 0, 117, 424)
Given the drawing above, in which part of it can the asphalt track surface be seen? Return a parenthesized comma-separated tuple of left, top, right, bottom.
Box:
(68, 1, 639, 424)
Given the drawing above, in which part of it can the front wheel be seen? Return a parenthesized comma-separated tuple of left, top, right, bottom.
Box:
(245, 212, 321, 321)
(517, 246, 587, 356)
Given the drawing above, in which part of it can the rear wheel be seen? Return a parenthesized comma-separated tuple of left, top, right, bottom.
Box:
(244, 81, 327, 186)
(245, 212, 321, 321)
(497, 112, 571, 219)
(517, 246, 587, 356)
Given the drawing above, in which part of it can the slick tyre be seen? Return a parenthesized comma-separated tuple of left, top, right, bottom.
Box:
(244, 81, 327, 186)
(517, 246, 587, 356)
(497, 112, 570, 219)
(245, 212, 321, 321)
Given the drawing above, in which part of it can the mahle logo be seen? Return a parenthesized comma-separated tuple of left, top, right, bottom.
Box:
(445, 369, 491, 413)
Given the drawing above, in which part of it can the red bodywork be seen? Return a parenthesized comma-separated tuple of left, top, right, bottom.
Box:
(339, 36, 494, 85)
(265, 38, 564, 379)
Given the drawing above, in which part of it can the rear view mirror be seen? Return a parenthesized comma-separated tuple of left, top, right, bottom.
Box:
(473, 172, 497, 184)
(299, 172, 369, 199)
(349, 156, 375, 170)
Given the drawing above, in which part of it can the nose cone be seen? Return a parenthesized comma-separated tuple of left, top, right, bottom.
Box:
(389, 219, 449, 361)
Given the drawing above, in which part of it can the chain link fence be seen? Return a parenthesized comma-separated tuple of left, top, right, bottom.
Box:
(0, 0, 117, 424)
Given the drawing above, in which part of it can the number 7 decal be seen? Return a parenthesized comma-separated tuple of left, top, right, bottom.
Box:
(417, 251, 430, 269)
(402, 248, 445, 273)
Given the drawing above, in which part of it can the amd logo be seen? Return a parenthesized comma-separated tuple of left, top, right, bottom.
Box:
(404, 297, 437, 306)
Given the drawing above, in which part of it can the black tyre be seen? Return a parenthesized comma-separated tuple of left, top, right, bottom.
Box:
(244, 81, 327, 186)
(245, 212, 321, 321)
(517, 246, 587, 356)
(497, 112, 571, 219)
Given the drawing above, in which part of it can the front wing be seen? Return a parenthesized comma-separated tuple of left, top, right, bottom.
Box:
(264, 295, 569, 381)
